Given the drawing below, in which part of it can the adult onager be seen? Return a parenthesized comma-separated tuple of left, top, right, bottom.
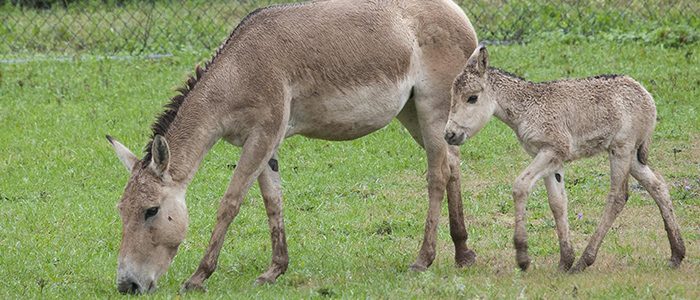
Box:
(107, 0, 479, 294)
(444, 46, 685, 273)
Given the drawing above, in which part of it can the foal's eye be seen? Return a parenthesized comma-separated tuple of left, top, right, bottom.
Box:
(145, 207, 160, 220)
(467, 95, 478, 104)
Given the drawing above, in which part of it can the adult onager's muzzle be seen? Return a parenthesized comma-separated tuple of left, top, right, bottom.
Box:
(117, 258, 160, 294)
(117, 273, 155, 294)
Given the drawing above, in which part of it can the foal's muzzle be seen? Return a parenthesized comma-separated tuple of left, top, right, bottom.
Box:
(444, 130, 467, 145)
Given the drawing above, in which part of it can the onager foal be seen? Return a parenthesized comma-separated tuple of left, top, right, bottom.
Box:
(445, 46, 685, 273)
(108, 0, 478, 294)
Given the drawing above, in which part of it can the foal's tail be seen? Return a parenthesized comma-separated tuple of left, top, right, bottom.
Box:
(637, 137, 650, 165)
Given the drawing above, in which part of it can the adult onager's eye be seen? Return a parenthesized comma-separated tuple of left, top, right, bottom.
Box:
(467, 95, 478, 104)
(145, 207, 160, 220)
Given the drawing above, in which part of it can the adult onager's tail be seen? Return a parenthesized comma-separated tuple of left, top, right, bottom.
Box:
(637, 137, 650, 165)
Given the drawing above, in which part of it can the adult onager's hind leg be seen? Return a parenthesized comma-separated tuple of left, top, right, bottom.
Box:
(630, 161, 685, 267)
(182, 132, 282, 292)
(570, 151, 632, 273)
(397, 100, 475, 269)
(512, 150, 561, 271)
(255, 153, 289, 284)
(405, 85, 473, 271)
(543, 170, 574, 271)
(408, 124, 449, 271)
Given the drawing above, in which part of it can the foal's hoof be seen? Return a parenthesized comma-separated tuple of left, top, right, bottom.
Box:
(456, 249, 477, 268)
(516, 252, 530, 271)
(180, 281, 207, 294)
(669, 256, 683, 269)
(409, 263, 428, 272)
(568, 261, 587, 274)
(558, 256, 575, 272)
(517, 259, 530, 271)
(558, 261, 573, 272)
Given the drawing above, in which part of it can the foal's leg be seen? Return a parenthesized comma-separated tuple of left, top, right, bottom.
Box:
(255, 153, 289, 284)
(447, 146, 476, 267)
(512, 150, 561, 271)
(543, 170, 574, 271)
(182, 132, 281, 292)
(630, 161, 685, 268)
(570, 151, 632, 273)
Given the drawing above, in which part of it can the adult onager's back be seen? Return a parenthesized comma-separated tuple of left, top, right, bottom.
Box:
(107, 0, 478, 294)
(445, 46, 685, 273)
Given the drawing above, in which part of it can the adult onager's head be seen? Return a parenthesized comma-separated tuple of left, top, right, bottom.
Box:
(108, 135, 188, 294)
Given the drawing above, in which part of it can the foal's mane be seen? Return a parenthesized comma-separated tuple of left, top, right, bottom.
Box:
(489, 67, 527, 82)
(141, 3, 302, 165)
(489, 67, 623, 86)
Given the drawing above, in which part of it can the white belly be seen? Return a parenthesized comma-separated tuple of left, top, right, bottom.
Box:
(286, 79, 414, 141)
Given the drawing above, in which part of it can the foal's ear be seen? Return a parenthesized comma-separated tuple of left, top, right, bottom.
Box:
(467, 45, 489, 76)
(106, 135, 139, 172)
(150, 135, 170, 177)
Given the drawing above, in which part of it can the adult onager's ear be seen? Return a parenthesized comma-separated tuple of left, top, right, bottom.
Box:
(106, 135, 139, 172)
(467, 44, 489, 76)
(150, 135, 170, 177)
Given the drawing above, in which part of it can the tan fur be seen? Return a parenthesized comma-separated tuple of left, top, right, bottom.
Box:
(445, 45, 685, 273)
(109, 0, 478, 294)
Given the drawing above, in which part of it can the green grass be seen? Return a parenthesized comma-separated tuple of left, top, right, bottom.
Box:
(1, 37, 699, 299)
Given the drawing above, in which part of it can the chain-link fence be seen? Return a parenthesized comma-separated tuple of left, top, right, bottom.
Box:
(1, 0, 698, 58)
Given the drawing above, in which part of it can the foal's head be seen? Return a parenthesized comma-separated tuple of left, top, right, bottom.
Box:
(445, 45, 494, 146)
(108, 135, 188, 294)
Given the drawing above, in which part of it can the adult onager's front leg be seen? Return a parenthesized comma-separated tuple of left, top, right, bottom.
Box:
(570, 150, 632, 273)
(181, 133, 281, 292)
(512, 150, 561, 271)
(255, 153, 289, 284)
(543, 170, 574, 271)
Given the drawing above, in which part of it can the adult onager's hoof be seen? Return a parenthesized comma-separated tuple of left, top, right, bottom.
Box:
(254, 275, 278, 286)
(455, 249, 477, 268)
(180, 281, 207, 294)
(254, 263, 286, 285)
(409, 263, 428, 272)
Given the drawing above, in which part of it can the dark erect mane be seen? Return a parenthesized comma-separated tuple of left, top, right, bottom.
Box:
(141, 3, 303, 165)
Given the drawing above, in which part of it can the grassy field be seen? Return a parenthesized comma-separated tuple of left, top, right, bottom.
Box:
(1, 2, 700, 298)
